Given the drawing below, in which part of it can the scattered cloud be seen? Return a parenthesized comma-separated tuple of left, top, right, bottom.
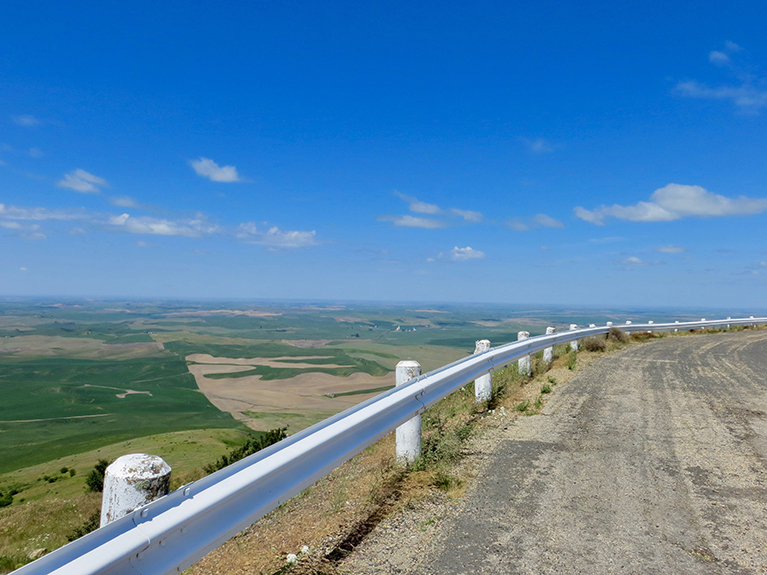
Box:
(0, 203, 84, 221)
(378, 215, 447, 229)
(435, 246, 486, 262)
(28, 147, 43, 158)
(383, 192, 483, 228)
(20, 267, 27, 272)
(13, 114, 41, 126)
(109, 196, 140, 208)
(654, 245, 687, 253)
(449, 208, 483, 223)
(190, 157, 241, 183)
(675, 42, 767, 113)
(236, 222, 317, 248)
(575, 183, 767, 225)
(57, 169, 107, 194)
(108, 213, 220, 237)
(520, 137, 555, 153)
(620, 256, 660, 266)
(588, 236, 626, 244)
(395, 192, 441, 214)
(137, 241, 156, 248)
(506, 213, 564, 231)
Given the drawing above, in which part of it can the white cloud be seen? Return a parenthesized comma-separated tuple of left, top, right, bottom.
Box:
(443, 246, 485, 261)
(620, 256, 660, 266)
(654, 245, 687, 253)
(676, 43, 767, 113)
(450, 208, 483, 223)
(379, 215, 447, 229)
(0, 221, 40, 231)
(236, 222, 317, 248)
(108, 213, 220, 237)
(709, 51, 729, 66)
(507, 213, 564, 231)
(13, 114, 41, 126)
(506, 218, 529, 231)
(521, 137, 555, 153)
(575, 184, 767, 225)
(190, 157, 241, 182)
(20, 267, 27, 272)
(532, 213, 564, 228)
(137, 241, 155, 248)
(57, 169, 107, 194)
(28, 147, 43, 158)
(0, 203, 84, 221)
(109, 196, 140, 208)
(388, 192, 483, 227)
(674, 81, 767, 112)
(621, 256, 645, 265)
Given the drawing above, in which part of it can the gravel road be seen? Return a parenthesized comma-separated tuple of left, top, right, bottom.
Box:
(343, 331, 767, 574)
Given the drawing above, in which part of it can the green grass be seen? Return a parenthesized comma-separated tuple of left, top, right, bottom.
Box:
(0, 355, 244, 473)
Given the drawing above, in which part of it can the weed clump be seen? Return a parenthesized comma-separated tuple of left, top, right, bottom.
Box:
(581, 335, 607, 352)
(566, 352, 577, 370)
(607, 327, 629, 343)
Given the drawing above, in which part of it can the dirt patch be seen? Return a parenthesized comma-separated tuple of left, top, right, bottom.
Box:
(282, 340, 332, 349)
(187, 354, 350, 369)
(187, 361, 394, 431)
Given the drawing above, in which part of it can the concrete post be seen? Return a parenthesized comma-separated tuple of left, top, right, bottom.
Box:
(589, 323, 596, 328)
(395, 360, 422, 463)
(750, 315, 756, 328)
(625, 320, 632, 325)
(569, 324, 579, 351)
(674, 320, 679, 332)
(606, 321, 613, 327)
(647, 320, 653, 334)
(543, 326, 556, 364)
(101, 454, 171, 527)
(473, 339, 492, 402)
(727, 316, 731, 329)
(517, 331, 531, 376)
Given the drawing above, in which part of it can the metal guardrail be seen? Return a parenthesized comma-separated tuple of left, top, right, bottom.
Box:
(15, 316, 767, 575)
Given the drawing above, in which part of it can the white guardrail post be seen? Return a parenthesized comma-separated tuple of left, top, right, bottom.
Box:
(101, 455, 172, 527)
(543, 327, 556, 364)
(15, 315, 767, 575)
(395, 360, 422, 463)
(473, 339, 492, 402)
(517, 331, 531, 375)
(569, 324, 579, 351)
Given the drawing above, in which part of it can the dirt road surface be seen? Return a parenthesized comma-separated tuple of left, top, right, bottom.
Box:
(346, 331, 767, 574)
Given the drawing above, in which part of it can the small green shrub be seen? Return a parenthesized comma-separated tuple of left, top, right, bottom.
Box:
(566, 352, 577, 370)
(85, 459, 112, 493)
(541, 384, 552, 394)
(515, 401, 529, 412)
(547, 375, 557, 384)
(203, 428, 289, 474)
(60, 467, 69, 474)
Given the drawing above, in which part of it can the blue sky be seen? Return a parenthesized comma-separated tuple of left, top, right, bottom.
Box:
(2, 0, 766, 308)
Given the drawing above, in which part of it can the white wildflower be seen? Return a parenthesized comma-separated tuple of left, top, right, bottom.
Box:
(286, 553, 298, 565)
(300, 545, 310, 554)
